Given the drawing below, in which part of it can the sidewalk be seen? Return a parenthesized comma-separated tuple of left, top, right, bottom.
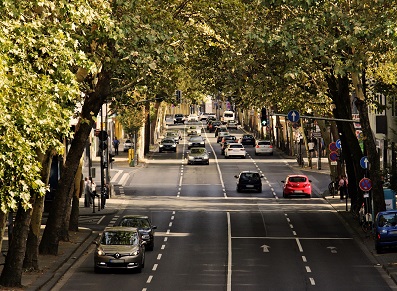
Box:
(2, 148, 397, 290)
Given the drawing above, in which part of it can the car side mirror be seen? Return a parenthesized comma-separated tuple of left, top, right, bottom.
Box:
(309, 180, 312, 182)
(152, 226, 157, 229)
(93, 240, 99, 245)
(234, 175, 239, 178)
(281, 180, 285, 183)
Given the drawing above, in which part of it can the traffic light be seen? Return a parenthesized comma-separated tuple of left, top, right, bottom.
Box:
(176, 90, 182, 104)
(261, 107, 267, 126)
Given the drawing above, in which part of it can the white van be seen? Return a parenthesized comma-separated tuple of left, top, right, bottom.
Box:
(222, 111, 235, 124)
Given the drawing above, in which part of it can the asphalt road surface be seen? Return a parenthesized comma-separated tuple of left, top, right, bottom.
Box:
(54, 122, 394, 291)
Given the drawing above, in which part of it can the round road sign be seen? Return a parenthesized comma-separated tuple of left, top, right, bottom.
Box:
(329, 142, 337, 152)
(359, 178, 372, 191)
(329, 151, 338, 162)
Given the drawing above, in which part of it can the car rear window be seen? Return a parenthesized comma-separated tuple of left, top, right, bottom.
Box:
(230, 144, 243, 148)
(258, 141, 271, 145)
(289, 177, 307, 182)
(240, 173, 260, 181)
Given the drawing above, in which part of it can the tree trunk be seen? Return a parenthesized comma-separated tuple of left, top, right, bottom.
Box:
(0, 202, 34, 287)
(69, 159, 84, 232)
(39, 71, 110, 255)
(352, 70, 386, 214)
(23, 150, 53, 270)
(0, 211, 7, 254)
(326, 74, 365, 209)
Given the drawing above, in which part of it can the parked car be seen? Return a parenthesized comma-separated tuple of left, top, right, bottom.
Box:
(188, 136, 205, 149)
(123, 139, 134, 152)
(226, 120, 238, 130)
(374, 210, 397, 253)
(281, 175, 312, 198)
(255, 140, 273, 155)
(173, 113, 185, 124)
(224, 143, 246, 158)
(159, 138, 177, 153)
(93, 226, 145, 273)
(217, 131, 230, 143)
(186, 125, 201, 136)
(240, 134, 256, 145)
(187, 147, 210, 165)
(117, 215, 157, 251)
(235, 171, 263, 193)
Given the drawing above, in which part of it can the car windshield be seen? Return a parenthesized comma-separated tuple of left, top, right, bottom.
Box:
(101, 231, 139, 245)
(243, 135, 253, 139)
(191, 148, 205, 154)
(230, 144, 243, 148)
(166, 132, 177, 136)
(378, 213, 397, 227)
(119, 218, 150, 228)
(289, 177, 307, 183)
(125, 140, 132, 143)
(240, 173, 260, 181)
(162, 139, 174, 144)
(190, 137, 203, 142)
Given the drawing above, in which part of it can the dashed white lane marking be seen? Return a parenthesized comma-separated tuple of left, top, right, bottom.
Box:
(164, 237, 168, 242)
(152, 264, 158, 271)
(146, 275, 153, 283)
(157, 254, 162, 260)
(309, 278, 316, 285)
(169, 222, 173, 227)
(302, 256, 307, 262)
(161, 245, 165, 250)
(305, 266, 312, 273)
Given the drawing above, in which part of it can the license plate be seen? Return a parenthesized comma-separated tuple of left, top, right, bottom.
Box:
(246, 185, 254, 188)
(389, 230, 397, 235)
(294, 190, 303, 193)
(109, 259, 125, 263)
(195, 158, 202, 160)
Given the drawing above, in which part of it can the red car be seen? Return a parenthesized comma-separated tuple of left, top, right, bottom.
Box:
(282, 175, 312, 198)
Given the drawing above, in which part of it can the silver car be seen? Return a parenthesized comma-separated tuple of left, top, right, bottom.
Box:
(187, 147, 210, 165)
(254, 140, 274, 156)
(94, 227, 145, 273)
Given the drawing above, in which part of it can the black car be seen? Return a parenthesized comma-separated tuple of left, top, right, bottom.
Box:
(208, 121, 222, 132)
(235, 171, 263, 193)
(159, 138, 177, 152)
(117, 215, 157, 251)
(188, 136, 205, 149)
(240, 134, 256, 145)
(173, 114, 185, 124)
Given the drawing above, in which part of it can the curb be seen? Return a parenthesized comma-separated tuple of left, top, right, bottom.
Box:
(26, 228, 96, 291)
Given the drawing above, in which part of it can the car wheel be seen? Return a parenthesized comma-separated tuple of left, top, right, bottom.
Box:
(94, 266, 103, 274)
(159, 150, 162, 153)
(237, 187, 241, 193)
(147, 243, 154, 252)
(242, 155, 246, 159)
(283, 192, 287, 198)
(206, 161, 209, 165)
(257, 187, 262, 193)
(255, 152, 258, 156)
(225, 155, 229, 159)
(376, 245, 383, 254)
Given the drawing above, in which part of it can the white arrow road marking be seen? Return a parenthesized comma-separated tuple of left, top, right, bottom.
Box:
(327, 246, 337, 253)
(261, 244, 270, 252)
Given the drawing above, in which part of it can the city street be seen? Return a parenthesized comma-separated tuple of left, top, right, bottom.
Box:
(52, 122, 396, 291)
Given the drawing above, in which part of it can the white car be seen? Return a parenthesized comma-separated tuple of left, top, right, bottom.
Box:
(224, 143, 246, 158)
(255, 140, 273, 155)
(226, 120, 238, 130)
(187, 114, 199, 122)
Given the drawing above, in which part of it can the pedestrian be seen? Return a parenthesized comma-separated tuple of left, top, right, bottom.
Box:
(84, 177, 92, 207)
(339, 175, 348, 201)
(91, 178, 97, 198)
(101, 183, 109, 209)
(113, 137, 120, 155)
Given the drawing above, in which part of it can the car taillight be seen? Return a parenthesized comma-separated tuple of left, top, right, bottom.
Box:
(255, 145, 259, 148)
(269, 145, 273, 148)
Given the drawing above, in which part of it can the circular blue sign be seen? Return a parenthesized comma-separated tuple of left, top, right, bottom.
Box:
(287, 110, 300, 123)
(335, 139, 342, 149)
(360, 156, 369, 169)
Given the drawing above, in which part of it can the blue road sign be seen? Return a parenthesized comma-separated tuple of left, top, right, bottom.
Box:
(360, 156, 369, 169)
(287, 110, 300, 123)
(335, 139, 342, 149)
(359, 177, 372, 191)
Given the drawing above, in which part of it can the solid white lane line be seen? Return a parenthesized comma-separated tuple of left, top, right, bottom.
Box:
(227, 212, 232, 291)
